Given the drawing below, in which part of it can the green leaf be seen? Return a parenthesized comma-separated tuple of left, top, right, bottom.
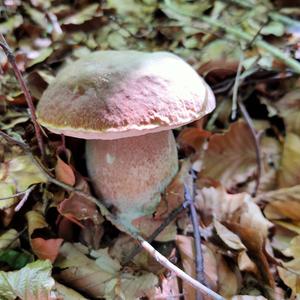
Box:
(0, 249, 34, 269)
(0, 260, 54, 300)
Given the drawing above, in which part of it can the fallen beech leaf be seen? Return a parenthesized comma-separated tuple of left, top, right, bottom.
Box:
(58, 173, 104, 248)
(61, 3, 101, 25)
(196, 186, 273, 237)
(30, 237, 63, 263)
(26, 210, 63, 262)
(132, 215, 177, 242)
(56, 242, 158, 299)
(278, 133, 300, 187)
(282, 235, 300, 258)
(200, 121, 257, 191)
(225, 222, 275, 289)
(216, 252, 239, 297)
(55, 149, 76, 186)
(177, 127, 211, 151)
(271, 225, 297, 253)
(258, 185, 300, 221)
(200, 121, 280, 193)
(214, 219, 246, 251)
(1, 154, 47, 192)
(109, 234, 163, 273)
(150, 273, 180, 300)
(0, 260, 54, 300)
(0, 183, 17, 209)
(155, 159, 191, 218)
(0, 229, 19, 250)
(237, 250, 259, 274)
(273, 220, 300, 234)
(274, 89, 300, 134)
(54, 281, 88, 300)
(277, 266, 300, 297)
(56, 242, 118, 298)
(176, 235, 218, 299)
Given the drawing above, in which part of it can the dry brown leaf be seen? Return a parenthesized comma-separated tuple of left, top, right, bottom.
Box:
(274, 89, 300, 134)
(271, 225, 297, 253)
(257, 185, 300, 221)
(131, 215, 177, 242)
(225, 222, 275, 289)
(55, 149, 76, 186)
(277, 266, 300, 297)
(26, 210, 63, 262)
(200, 121, 257, 191)
(58, 174, 104, 248)
(196, 186, 273, 237)
(199, 121, 280, 194)
(237, 250, 259, 274)
(176, 235, 218, 299)
(273, 220, 300, 234)
(177, 127, 211, 151)
(216, 252, 240, 297)
(214, 219, 246, 251)
(155, 159, 192, 219)
(150, 273, 180, 300)
(56, 242, 158, 299)
(282, 235, 300, 258)
(278, 133, 300, 188)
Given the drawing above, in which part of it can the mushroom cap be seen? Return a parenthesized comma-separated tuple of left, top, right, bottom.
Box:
(37, 50, 215, 139)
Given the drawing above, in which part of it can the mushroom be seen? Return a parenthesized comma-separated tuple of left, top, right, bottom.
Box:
(36, 51, 215, 223)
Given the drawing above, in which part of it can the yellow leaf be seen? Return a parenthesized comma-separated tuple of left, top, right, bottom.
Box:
(258, 185, 300, 221)
(0, 182, 17, 209)
(0, 229, 19, 250)
(278, 266, 300, 297)
(3, 155, 47, 191)
(283, 235, 300, 258)
(278, 133, 300, 188)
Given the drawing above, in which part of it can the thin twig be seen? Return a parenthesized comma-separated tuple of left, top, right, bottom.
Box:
(0, 34, 45, 158)
(0, 131, 223, 300)
(139, 239, 224, 300)
(197, 16, 300, 73)
(184, 183, 205, 300)
(123, 200, 189, 265)
(0, 189, 31, 201)
(231, 53, 244, 120)
(238, 101, 261, 196)
(164, 1, 300, 73)
(227, 0, 300, 27)
(15, 185, 35, 211)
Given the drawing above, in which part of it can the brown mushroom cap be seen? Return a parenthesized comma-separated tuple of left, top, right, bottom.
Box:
(37, 50, 215, 139)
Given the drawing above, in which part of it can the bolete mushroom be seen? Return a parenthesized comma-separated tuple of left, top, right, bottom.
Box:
(36, 51, 215, 223)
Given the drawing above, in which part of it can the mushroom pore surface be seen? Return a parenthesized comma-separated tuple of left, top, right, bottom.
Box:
(86, 130, 178, 221)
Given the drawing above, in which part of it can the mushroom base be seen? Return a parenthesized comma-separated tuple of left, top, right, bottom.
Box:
(86, 130, 178, 221)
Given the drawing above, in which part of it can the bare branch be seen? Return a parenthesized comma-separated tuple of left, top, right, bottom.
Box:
(0, 34, 45, 158)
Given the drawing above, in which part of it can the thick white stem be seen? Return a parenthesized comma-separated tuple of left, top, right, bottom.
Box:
(86, 130, 178, 220)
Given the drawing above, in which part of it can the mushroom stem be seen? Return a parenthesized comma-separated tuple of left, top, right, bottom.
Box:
(86, 130, 178, 221)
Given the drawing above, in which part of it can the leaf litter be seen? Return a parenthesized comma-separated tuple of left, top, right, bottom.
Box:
(1, 0, 300, 299)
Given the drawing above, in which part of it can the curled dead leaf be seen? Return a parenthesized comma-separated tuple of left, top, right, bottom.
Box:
(26, 210, 63, 262)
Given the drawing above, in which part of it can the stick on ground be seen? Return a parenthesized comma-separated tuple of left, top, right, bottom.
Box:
(0, 34, 45, 158)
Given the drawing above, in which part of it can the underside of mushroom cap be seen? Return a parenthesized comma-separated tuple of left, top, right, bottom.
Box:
(37, 50, 215, 139)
